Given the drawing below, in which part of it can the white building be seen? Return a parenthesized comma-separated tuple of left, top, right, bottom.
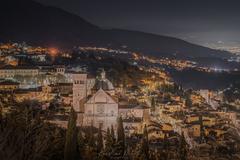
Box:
(72, 69, 149, 132)
(72, 69, 119, 130)
(83, 88, 118, 130)
(0, 65, 39, 78)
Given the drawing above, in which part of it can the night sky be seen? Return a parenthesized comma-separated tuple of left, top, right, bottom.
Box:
(34, 0, 240, 52)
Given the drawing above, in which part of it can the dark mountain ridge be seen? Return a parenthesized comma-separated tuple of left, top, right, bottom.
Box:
(0, 0, 231, 58)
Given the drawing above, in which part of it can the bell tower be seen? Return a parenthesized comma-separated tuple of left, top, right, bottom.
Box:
(72, 73, 87, 112)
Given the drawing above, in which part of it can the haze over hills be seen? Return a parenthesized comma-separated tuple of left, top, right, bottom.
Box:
(0, 0, 231, 58)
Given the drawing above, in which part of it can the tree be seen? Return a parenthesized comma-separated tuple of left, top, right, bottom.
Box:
(84, 123, 97, 160)
(0, 106, 2, 131)
(88, 122, 95, 148)
(111, 125, 116, 143)
(117, 116, 125, 156)
(0, 103, 65, 160)
(77, 128, 85, 159)
(185, 96, 192, 108)
(162, 136, 170, 160)
(64, 108, 77, 160)
(97, 124, 103, 153)
(151, 97, 156, 114)
(105, 127, 113, 154)
(140, 125, 149, 160)
(179, 133, 188, 160)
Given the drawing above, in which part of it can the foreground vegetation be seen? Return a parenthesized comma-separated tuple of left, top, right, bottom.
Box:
(1, 89, 239, 160)
(0, 99, 190, 160)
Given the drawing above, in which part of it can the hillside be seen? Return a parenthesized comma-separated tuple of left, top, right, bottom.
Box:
(0, 0, 231, 58)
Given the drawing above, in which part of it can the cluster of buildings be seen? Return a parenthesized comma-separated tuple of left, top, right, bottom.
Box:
(0, 65, 151, 134)
(71, 69, 151, 133)
(0, 65, 66, 78)
(0, 42, 240, 158)
(151, 91, 240, 152)
(0, 42, 50, 65)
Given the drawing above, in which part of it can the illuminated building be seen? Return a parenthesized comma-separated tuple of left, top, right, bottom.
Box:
(119, 103, 150, 135)
(0, 65, 39, 78)
(0, 80, 20, 91)
(83, 88, 118, 130)
(72, 73, 87, 113)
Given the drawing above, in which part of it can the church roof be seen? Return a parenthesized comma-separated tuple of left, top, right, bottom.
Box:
(86, 88, 117, 104)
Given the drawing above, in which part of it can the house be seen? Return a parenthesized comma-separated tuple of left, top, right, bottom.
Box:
(148, 122, 174, 140)
(186, 122, 201, 137)
(119, 103, 150, 135)
(0, 65, 39, 78)
(51, 83, 73, 95)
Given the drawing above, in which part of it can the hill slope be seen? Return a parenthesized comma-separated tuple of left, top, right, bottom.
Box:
(0, 0, 231, 58)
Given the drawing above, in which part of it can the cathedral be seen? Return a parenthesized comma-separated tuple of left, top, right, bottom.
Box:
(83, 88, 118, 130)
(72, 69, 118, 130)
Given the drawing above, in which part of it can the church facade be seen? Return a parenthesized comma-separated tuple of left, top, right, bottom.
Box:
(83, 88, 118, 130)
(72, 69, 119, 130)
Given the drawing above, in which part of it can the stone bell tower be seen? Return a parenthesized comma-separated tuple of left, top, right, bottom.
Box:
(72, 73, 87, 113)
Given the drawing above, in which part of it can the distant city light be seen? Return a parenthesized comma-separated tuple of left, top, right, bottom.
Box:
(48, 48, 58, 57)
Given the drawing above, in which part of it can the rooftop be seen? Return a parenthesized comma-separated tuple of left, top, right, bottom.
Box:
(0, 80, 20, 85)
(0, 65, 39, 70)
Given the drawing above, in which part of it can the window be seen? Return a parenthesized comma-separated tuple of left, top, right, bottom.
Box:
(80, 80, 84, 84)
(97, 104, 104, 114)
(111, 110, 114, 116)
